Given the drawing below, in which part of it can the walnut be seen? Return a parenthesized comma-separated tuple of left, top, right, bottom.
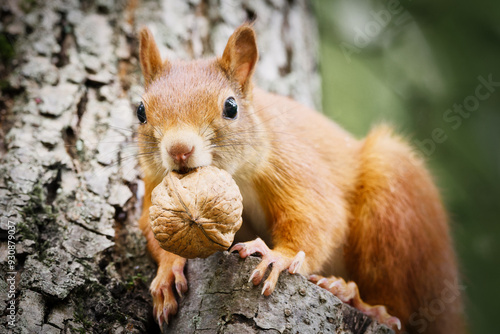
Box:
(149, 166, 243, 259)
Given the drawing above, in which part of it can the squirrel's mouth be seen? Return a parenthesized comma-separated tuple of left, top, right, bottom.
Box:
(175, 166, 193, 174)
(174, 163, 211, 174)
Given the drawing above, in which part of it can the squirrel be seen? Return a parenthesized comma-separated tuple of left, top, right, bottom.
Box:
(136, 24, 465, 333)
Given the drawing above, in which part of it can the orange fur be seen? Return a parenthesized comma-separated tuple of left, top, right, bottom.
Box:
(137, 24, 464, 333)
(345, 126, 464, 333)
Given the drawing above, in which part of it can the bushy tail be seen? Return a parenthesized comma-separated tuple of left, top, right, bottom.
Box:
(345, 125, 465, 334)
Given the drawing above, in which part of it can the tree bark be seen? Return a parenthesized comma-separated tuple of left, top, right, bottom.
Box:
(169, 252, 392, 334)
(0, 0, 390, 333)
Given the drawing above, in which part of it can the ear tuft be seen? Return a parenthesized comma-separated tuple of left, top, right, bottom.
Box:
(139, 27, 165, 86)
(220, 24, 259, 91)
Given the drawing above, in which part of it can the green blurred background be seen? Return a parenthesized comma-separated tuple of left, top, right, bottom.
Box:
(312, 0, 500, 333)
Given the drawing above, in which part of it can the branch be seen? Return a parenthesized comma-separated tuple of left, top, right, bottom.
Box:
(167, 252, 393, 334)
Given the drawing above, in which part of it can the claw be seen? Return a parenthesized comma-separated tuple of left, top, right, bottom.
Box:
(261, 281, 272, 295)
(249, 268, 261, 283)
(317, 277, 328, 286)
(175, 282, 185, 298)
(229, 243, 244, 253)
(387, 317, 402, 330)
(157, 314, 163, 330)
(328, 280, 342, 290)
(231, 238, 271, 258)
(309, 274, 320, 282)
(163, 308, 170, 326)
(289, 251, 305, 274)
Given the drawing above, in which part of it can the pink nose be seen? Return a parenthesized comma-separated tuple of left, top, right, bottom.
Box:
(169, 143, 194, 164)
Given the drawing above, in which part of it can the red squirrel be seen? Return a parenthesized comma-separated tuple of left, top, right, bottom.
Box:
(136, 24, 464, 333)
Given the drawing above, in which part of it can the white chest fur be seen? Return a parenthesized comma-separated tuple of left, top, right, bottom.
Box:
(233, 178, 272, 246)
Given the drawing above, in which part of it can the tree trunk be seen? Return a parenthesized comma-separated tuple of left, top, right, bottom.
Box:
(0, 0, 390, 333)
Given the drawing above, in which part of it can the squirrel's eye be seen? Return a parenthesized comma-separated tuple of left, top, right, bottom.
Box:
(222, 97, 238, 120)
(137, 102, 147, 124)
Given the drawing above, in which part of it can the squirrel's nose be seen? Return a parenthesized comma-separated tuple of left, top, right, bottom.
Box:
(169, 143, 194, 164)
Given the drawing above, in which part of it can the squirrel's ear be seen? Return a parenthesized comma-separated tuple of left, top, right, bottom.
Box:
(220, 24, 258, 91)
(139, 27, 165, 86)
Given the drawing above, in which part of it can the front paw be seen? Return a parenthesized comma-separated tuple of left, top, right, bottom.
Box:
(230, 238, 305, 296)
(150, 257, 187, 330)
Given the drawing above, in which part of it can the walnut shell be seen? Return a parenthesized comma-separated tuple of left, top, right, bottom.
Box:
(149, 166, 243, 259)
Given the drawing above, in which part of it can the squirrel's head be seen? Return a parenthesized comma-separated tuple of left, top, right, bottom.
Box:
(137, 24, 266, 182)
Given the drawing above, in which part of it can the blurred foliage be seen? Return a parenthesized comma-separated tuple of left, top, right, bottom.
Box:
(312, 0, 500, 333)
(0, 33, 15, 62)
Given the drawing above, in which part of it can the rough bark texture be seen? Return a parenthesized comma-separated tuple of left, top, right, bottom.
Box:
(0, 0, 390, 333)
(169, 252, 393, 334)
